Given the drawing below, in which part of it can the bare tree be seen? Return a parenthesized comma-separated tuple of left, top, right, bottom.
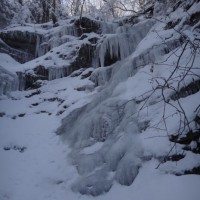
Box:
(137, 30, 200, 168)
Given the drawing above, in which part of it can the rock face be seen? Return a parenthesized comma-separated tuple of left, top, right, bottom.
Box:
(0, 16, 105, 90)
(1, 0, 200, 198)
(70, 43, 95, 70)
(0, 30, 38, 63)
(17, 40, 96, 89)
(18, 65, 49, 90)
(56, 1, 200, 196)
(74, 17, 101, 36)
(0, 38, 34, 63)
(0, 31, 37, 54)
(171, 79, 200, 100)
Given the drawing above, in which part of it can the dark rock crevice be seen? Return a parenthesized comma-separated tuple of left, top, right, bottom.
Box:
(171, 79, 200, 101)
(74, 17, 101, 36)
(176, 166, 200, 176)
(170, 129, 200, 154)
(0, 30, 41, 63)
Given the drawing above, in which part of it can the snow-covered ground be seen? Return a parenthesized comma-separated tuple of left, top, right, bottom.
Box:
(1, 79, 200, 200)
(1, 47, 200, 200)
(0, 72, 199, 200)
(0, 73, 97, 200)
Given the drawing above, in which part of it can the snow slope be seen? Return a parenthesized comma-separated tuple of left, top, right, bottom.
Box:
(0, 76, 200, 200)
(0, 67, 199, 200)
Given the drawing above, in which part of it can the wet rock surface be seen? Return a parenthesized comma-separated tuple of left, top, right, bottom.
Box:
(74, 17, 101, 36)
(0, 30, 39, 63)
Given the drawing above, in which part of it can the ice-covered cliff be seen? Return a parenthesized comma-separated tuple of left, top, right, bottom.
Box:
(57, 1, 200, 195)
(0, 0, 200, 200)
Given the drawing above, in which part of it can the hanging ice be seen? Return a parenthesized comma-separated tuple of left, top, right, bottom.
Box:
(93, 19, 155, 67)
(58, 92, 143, 196)
(48, 66, 71, 80)
(0, 66, 19, 95)
(100, 21, 119, 34)
(35, 25, 78, 57)
(58, 17, 185, 195)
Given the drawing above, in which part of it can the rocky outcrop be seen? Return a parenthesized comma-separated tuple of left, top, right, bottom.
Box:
(74, 17, 101, 36)
(0, 30, 37, 54)
(171, 79, 200, 100)
(18, 40, 96, 89)
(0, 38, 34, 63)
(70, 43, 95, 71)
(17, 65, 68, 90)
(16, 65, 50, 90)
(0, 30, 39, 63)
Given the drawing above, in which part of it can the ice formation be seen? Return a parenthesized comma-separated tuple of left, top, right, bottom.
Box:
(90, 66, 112, 86)
(59, 97, 142, 195)
(100, 21, 119, 34)
(58, 16, 186, 195)
(93, 19, 155, 67)
(35, 25, 78, 57)
(48, 66, 71, 80)
(0, 66, 18, 95)
(1, 1, 200, 199)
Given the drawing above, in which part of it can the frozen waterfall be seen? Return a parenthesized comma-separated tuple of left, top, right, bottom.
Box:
(58, 93, 142, 196)
(93, 19, 155, 67)
(48, 66, 72, 80)
(35, 25, 78, 57)
(0, 66, 19, 95)
(58, 16, 185, 195)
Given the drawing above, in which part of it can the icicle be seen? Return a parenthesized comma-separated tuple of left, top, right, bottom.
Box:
(63, 25, 78, 37)
(16, 72, 25, 91)
(48, 67, 67, 80)
(95, 33, 134, 67)
(35, 35, 41, 57)
(35, 25, 78, 57)
(90, 67, 112, 86)
(93, 19, 156, 68)
(101, 22, 119, 34)
(0, 66, 19, 95)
